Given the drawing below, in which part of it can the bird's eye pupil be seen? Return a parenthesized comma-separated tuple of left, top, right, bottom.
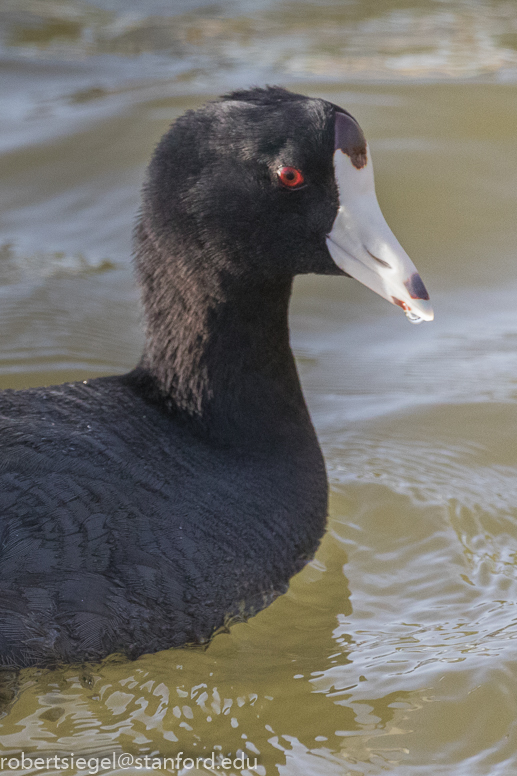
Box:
(277, 166, 304, 188)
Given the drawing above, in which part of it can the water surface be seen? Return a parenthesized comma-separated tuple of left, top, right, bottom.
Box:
(1, 1, 517, 774)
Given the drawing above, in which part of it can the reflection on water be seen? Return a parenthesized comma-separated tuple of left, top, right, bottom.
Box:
(3, 0, 517, 83)
(2, 0, 517, 774)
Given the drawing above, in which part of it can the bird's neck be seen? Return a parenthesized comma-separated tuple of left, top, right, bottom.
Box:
(134, 219, 312, 446)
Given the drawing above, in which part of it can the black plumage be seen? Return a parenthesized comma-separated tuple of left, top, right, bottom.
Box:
(0, 87, 349, 667)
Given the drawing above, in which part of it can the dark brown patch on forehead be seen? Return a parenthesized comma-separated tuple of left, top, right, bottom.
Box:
(334, 110, 367, 169)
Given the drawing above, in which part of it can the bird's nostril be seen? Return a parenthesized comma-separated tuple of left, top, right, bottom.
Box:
(365, 247, 391, 269)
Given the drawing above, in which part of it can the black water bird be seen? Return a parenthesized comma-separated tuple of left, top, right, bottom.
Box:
(0, 87, 432, 667)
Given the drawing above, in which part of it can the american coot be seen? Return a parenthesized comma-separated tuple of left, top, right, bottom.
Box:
(0, 87, 432, 668)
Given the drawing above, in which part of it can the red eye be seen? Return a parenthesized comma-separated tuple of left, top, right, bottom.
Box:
(277, 166, 305, 188)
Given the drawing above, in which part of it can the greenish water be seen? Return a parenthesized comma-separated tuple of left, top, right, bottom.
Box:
(2, 1, 517, 774)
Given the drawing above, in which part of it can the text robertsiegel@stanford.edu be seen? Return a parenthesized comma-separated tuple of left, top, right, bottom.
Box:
(0, 751, 262, 774)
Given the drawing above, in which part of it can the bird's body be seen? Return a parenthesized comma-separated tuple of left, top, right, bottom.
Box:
(0, 370, 326, 666)
(0, 87, 432, 668)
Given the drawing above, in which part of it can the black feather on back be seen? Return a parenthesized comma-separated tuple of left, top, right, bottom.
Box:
(0, 85, 349, 667)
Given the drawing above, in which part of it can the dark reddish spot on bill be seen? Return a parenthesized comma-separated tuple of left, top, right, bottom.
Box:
(404, 272, 430, 300)
(392, 297, 410, 311)
(334, 110, 367, 169)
